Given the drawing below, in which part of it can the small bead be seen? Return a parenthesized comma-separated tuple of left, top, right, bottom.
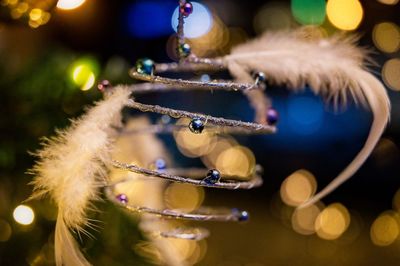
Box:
(136, 58, 155, 75)
(180, 2, 193, 17)
(254, 72, 266, 85)
(267, 108, 279, 125)
(189, 118, 204, 134)
(155, 158, 167, 170)
(203, 169, 221, 185)
(97, 80, 111, 92)
(178, 43, 191, 57)
(232, 208, 249, 222)
(116, 194, 128, 204)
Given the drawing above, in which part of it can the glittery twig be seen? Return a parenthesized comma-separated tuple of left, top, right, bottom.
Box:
(111, 161, 263, 189)
(154, 59, 225, 73)
(130, 70, 254, 92)
(114, 123, 274, 135)
(105, 186, 248, 222)
(126, 100, 276, 134)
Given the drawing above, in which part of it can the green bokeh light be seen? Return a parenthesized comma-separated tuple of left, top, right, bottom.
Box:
(291, 0, 326, 25)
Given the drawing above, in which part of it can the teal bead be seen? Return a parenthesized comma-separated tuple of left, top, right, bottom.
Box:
(136, 58, 155, 75)
(178, 43, 191, 57)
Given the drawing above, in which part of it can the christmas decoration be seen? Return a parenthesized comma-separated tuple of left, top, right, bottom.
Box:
(28, 0, 390, 265)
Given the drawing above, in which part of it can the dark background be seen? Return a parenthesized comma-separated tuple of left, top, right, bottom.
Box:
(1, 0, 400, 265)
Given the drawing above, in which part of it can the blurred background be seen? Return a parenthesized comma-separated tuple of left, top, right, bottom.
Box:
(1, 0, 400, 265)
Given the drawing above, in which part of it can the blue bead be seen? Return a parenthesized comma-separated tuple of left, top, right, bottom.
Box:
(232, 208, 249, 222)
(267, 108, 279, 125)
(155, 158, 167, 170)
(178, 43, 191, 57)
(203, 169, 221, 185)
(136, 58, 155, 75)
(239, 211, 249, 222)
(180, 2, 193, 17)
(189, 118, 204, 134)
(254, 72, 266, 85)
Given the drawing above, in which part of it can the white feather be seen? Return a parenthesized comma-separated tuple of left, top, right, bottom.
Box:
(224, 29, 390, 207)
(30, 86, 131, 265)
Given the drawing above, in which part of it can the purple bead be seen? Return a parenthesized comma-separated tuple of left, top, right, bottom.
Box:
(116, 194, 128, 204)
(267, 108, 279, 125)
(97, 80, 111, 92)
(180, 2, 193, 17)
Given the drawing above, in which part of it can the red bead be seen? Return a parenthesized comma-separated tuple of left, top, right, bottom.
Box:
(180, 2, 193, 17)
(97, 80, 111, 92)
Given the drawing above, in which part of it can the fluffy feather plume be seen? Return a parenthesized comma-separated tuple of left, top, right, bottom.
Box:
(224, 28, 390, 207)
(29, 86, 131, 266)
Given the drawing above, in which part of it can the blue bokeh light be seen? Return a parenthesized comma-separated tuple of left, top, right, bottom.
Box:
(126, 1, 176, 39)
(287, 94, 324, 135)
(171, 2, 213, 38)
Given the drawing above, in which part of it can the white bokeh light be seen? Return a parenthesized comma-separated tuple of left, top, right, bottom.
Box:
(171, 2, 213, 39)
(13, 205, 35, 225)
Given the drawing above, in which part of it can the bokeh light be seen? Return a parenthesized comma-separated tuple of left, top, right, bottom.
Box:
(326, 0, 363, 31)
(315, 203, 350, 240)
(13, 205, 35, 225)
(373, 22, 400, 53)
(280, 169, 317, 207)
(174, 118, 217, 158)
(253, 2, 292, 33)
(0, 219, 12, 242)
(183, 15, 230, 57)
(165, 183, 205, 212)
(382, 58, 400, 91)
(70, 57, 99, 91)
(201, 136, 237, 168)
(215, 145, 256, 179)
(171, 2, 213, 38)
(126, 1, 175, 38)
(291, 0, 326, 25)
(287, 95, 324, 135)
(292, 203, 323, 235)
(57, 0, 86, 10)
(370, 211, 400, 246)
(377, 0, 399, 5)
(393, 187, 400, 211)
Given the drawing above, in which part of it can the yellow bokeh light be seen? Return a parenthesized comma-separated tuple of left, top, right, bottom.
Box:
(115, 178, 164, 209)
(13, 205, 35, 225)
(167, 238, 198, 262)
(280, 169, 317, 207)
(164, 183, 205, 212)
(16, 2, 28, 14)
(292, 203, 324, 235)
(253, 3, 292, 33)
(72, 64, 96, 91)
(382, 58, 400, 91)
(201, 136, 237, 168)
(215, 145, 255, 179)
(29, 8, 42, 21)
(377, 0, 399, 5)
(373, 22, 400, 53)
(392, 188, 400, 211)
(174, 119, 216, 158)
(56, 0, 86, 10)
(0, 219, 12, 242)
(326, 0, 363, 31)
(315, 203, 350, 240)
(371, 211, 400, 246)
(187, 15, 229, 57)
